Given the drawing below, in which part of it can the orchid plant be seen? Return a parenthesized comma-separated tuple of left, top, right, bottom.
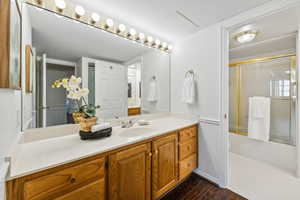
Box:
(52, 75, 100, 118)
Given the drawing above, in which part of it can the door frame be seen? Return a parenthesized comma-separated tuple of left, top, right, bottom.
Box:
(220, 0, 300, 187)
(124, 57, 143, 113)
(40, 57, 76, 127)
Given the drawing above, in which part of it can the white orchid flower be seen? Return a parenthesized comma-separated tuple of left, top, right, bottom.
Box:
(69, 75, 81, 89)
(78, 88, 89, 96)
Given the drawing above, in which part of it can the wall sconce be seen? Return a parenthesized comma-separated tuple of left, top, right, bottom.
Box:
(117, 24, 126, 34)
(155, 39, 161, 48)
(167, 45, 173, 51)
(90, 13, 100, 24)
(105, 18, 114, 29)
(35, 0, 43, 5)
(55, 0, 66, 12)
(75, 5, 85, 19)
(162, 42, 168, 50)
(26, 0, 173, 53)
(138, 33, 145, 42)
(146, 36, 154, 45)
(127, 28, 137, 38)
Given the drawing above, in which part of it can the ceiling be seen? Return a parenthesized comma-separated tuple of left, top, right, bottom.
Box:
(69, 0, 272, 43)
(229, 4, 300, 60)
(27, 5, 152, 63)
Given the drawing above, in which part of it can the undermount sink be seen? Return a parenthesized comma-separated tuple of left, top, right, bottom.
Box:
(120, 127, 155, 138)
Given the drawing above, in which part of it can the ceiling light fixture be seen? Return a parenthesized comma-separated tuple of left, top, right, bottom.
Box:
(91, 13, 100, 24)
(235, 30, 258, 43)
(75, 5, 85, 18)
(167, 45, 173, 51)
(55, 0, 66, 12)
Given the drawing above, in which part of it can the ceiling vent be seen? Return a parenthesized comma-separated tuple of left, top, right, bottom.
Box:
(176, 10, 199, 28)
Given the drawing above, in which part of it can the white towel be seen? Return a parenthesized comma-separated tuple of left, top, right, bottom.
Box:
(148, 80, 157, 102)
(91, 122, 111, 132)
(182, 75, 196, 104)
(248, 97, 271, 142)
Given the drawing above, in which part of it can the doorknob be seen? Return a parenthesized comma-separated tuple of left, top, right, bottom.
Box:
(39, 106, 49, 110)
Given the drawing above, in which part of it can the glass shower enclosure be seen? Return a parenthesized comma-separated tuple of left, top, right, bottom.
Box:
(229, 54, 296, 145)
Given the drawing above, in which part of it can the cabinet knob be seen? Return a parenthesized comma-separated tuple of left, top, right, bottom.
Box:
(148, 152, 152, 157)
(70, 177, 76, 183)
(155, 150, 158, 154)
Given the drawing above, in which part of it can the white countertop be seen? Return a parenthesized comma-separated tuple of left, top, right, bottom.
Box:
(8, 115, 198, 180)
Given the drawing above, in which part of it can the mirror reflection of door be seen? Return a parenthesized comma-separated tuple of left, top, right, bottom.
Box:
(128, 62, 142, 116)
(37, 57, 75, 127)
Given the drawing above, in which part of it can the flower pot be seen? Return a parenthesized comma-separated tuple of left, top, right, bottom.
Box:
(72, 112, 97, 132)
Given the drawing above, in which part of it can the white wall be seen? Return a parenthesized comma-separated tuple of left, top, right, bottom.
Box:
(170, 0, 300, 187)
(142, 51, 170, 113)
(171, 24, 223, 184)
(0, 90, 21, 159)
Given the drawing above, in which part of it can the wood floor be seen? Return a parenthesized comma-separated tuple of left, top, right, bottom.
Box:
(161, 173, 247, 200)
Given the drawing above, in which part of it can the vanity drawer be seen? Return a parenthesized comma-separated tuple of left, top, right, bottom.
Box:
(179, 154, 197, 180)
(23, 157, 105, 200)
(179, 126, 197, 142)
(54, 179, 105, 200)
(179, 138, 196, 160)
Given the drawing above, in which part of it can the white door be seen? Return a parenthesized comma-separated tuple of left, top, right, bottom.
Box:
(95, 61, 127, 119)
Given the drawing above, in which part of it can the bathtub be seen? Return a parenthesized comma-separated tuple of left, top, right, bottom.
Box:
(230, 133, 297, 173)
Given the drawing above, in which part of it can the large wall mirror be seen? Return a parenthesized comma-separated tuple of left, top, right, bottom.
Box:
(21, 3, 171, 130)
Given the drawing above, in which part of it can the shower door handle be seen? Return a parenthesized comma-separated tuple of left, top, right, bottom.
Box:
(291, 82, 297, 101)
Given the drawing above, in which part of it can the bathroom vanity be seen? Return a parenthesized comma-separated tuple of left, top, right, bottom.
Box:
(6, 116, 198, 200)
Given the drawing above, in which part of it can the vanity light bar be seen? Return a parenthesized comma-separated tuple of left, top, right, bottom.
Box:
(28, 0, 173, 53)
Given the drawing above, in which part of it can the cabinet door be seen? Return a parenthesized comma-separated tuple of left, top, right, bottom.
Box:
(108, 143, 151, 200)
(54, 179, 105, 200)
(152, 133, 178, 199)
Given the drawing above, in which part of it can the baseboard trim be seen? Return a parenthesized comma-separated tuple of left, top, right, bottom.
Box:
(194, 169, 220, 186)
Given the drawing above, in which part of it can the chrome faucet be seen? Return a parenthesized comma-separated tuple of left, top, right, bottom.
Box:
(121, 119, 135, 128)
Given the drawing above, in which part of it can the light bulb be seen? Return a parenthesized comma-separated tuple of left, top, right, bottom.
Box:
(75, 5, 85, 17)
(235, 30, 257, 43)
(162, 42, 168, 48)
(55, 0, 66, 11)
(106, 18, 114, 28)
(129, 28, 137, 36)
(118, 24, 126, 33)
(168, 45, 173, 50)
(155, 39, 161, 46)
(138, 33, 145, 40)
(91, 13, 100, 23)
(147, 36, 153, 43)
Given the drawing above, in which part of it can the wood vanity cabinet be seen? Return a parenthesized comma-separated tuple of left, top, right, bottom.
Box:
(6, 155, 106, 200)
(6, 125, 198, 200)
(108, 143, 152, 200)
(152, 133, 178, 199)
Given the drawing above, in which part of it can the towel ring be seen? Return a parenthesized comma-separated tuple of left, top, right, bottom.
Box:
(185, 70, 195, 78)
